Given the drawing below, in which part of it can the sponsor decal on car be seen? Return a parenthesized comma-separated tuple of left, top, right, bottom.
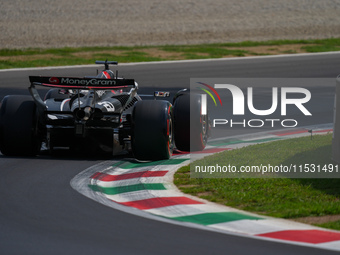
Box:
(98, 101, 115, 112)
(60, 78, 117, 86)
(49, 77, 60, 84)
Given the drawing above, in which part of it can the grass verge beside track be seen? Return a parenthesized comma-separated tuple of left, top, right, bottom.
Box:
(174, 134, 340, 231)
(1, 38, 340, 69)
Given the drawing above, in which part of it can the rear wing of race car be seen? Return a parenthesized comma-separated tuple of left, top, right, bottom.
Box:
(28, 76, 137, 117)
(29, 76, 136, 90)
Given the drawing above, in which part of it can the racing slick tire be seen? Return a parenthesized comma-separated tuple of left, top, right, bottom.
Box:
(173, 92, 208, 151)
(132, 100, 174, 161)
(0, 95, 42, 156)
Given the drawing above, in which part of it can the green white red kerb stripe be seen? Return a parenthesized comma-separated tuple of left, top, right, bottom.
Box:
(74, 125, 340, 251)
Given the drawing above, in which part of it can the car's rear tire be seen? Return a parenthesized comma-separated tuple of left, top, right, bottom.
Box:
(173, 93, 208, 151)
(0, 95, 42, 156)
(132, 100, 173, 161)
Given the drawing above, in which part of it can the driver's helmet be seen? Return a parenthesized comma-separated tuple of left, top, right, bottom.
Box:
(97, 70, 115, 79)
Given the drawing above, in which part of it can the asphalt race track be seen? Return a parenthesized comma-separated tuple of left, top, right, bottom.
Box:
(1, 53, 340, 255)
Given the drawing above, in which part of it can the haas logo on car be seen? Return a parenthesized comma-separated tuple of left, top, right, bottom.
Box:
(49, 77, 60, 84)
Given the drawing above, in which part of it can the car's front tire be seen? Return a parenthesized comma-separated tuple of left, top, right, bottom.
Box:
(173, 92, 208, 151)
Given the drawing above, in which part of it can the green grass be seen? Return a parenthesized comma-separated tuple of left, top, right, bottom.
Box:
(1, 37, 340, 69)
(174, 134, 340, 230)
(317, 220, 340, 231)
(160, 45, 248, 58)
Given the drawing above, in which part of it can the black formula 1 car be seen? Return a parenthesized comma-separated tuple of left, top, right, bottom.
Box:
(0, 61, 209, 160)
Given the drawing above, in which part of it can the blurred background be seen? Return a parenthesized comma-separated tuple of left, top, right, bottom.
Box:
(1, 0, 340, 49)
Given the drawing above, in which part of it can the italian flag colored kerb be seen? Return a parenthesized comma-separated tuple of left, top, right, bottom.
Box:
(88, 127, 340, 250)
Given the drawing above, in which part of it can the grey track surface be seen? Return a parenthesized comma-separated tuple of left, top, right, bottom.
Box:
(1, 0, 340, 48)
(1, 53, 340, 255)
